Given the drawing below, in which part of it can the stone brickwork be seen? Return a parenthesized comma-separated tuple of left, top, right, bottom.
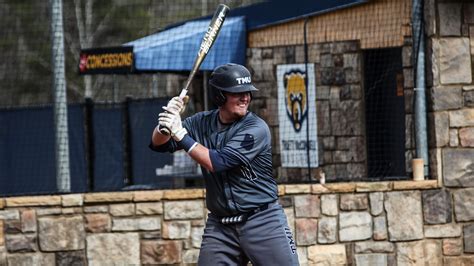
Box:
(426, 0, 474, 186)
(248, 39, 419, 182)
(249, 41, 368, 182)
(1, 181, 473, 265)
(245, 0, 474, 189)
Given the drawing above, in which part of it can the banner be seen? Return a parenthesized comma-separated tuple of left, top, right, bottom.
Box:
(79, 46, 134, 74)
(277, 64, 318, 168)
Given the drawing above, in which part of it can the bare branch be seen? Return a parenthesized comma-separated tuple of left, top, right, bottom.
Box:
(89, 5, 117, 44)
(67, 81, 84, 98)
(74, 0, 87, 48)
(64, 31, 80, 59)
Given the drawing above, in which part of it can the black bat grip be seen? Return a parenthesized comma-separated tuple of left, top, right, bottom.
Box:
(158, 123, 171, 136)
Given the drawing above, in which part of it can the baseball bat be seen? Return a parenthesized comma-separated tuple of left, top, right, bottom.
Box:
(160, 4, 230, 135)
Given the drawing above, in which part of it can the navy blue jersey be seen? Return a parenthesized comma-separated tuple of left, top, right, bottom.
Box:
(151, 110, 278, 216)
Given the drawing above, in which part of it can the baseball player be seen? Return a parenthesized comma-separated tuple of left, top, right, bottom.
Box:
(150, 63, 299, 266)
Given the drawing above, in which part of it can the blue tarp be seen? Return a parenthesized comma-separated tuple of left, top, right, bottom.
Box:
(0, 105, 87, 196)
(128, 99, 174, 188)
(126, 16, 246, 72)
(0, 100, 180, 196)
(93, 106, 125, 191)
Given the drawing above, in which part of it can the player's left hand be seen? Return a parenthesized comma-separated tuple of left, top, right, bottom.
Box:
(158, 106, 187, 141)
(166, 96, 189, 114)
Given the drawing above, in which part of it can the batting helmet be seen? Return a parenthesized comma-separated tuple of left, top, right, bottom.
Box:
(209, 63, 258, 106)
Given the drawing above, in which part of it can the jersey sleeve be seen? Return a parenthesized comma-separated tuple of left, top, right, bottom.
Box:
(149, 139, 180, 153)
(210, 118, 270, 172)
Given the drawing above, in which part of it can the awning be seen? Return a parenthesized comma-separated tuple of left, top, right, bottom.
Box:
(79, 0, 369, 74)
(125, 16, 246, 72)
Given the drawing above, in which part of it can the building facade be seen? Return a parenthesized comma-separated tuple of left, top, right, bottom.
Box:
(0, 0, 473, 265)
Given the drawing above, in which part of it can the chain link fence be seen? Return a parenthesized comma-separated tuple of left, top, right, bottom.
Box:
(0, 0, 415, 196)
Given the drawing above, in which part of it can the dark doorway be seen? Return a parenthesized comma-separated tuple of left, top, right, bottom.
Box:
(364, 48, 406, 179)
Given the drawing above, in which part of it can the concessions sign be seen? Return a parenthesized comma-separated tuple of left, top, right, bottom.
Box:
(79, 46, 134, 74)
(277, 64, 319, 168)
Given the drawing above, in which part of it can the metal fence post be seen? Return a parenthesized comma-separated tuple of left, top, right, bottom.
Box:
(51, 0, 71, 192)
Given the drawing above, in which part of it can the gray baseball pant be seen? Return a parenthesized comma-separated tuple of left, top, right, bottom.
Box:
(198, 202, 300, 266)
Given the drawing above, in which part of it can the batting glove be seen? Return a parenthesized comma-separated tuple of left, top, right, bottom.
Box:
(158, 106, 187, 141)
(166, 96, 189, 114)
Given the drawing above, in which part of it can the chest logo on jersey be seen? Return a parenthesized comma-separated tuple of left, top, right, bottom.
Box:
(284, 70, 308, 132)
(240, 134, 254, 151)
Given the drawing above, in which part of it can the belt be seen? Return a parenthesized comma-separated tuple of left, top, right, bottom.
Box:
(219, 201, 277, 225)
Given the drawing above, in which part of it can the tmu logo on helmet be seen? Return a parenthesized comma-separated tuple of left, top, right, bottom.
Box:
(236, 76, 251, 84)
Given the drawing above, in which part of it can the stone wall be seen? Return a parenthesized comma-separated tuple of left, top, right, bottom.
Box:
(248, 39, 418, 182)
(425, 0, 474, 187)
(1, 181, 473, 265)
(248, 0, 474, 186)
(248, 41, 369, 182)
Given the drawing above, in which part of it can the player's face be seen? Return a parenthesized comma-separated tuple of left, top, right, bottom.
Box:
(219, 91, 251, 123)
